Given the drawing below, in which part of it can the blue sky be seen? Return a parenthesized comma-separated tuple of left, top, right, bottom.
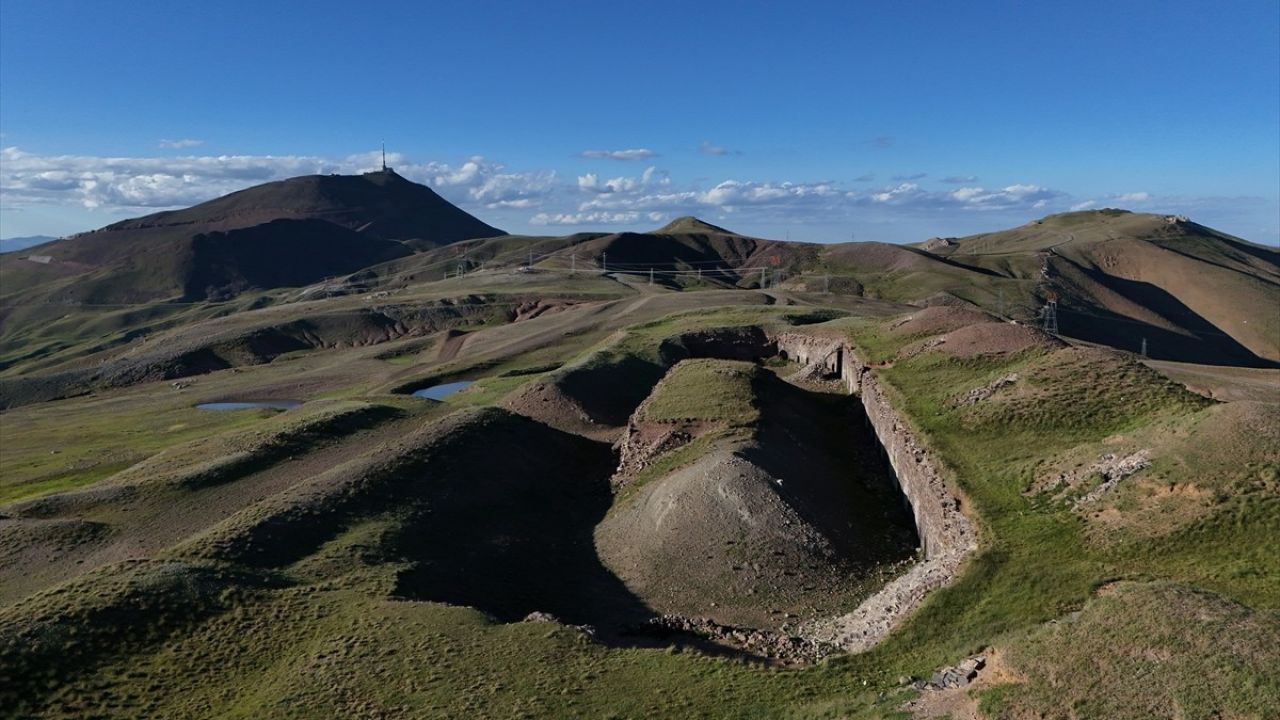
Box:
(2, 0, 1277, 244)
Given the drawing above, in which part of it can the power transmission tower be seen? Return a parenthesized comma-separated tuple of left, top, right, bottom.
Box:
(602, 252, 607, 272)
(455, 244, 468, 278)
(1041, 292, 1059, 335)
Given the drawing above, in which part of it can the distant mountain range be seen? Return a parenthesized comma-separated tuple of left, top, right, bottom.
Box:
(1, 170, 1276, 370)
(0, 236, 57, 254)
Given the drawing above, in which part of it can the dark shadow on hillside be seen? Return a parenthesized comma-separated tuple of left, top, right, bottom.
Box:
(389, 413, 655, 629)
(740, 372, 919, 564)
(1065, 269, 1278, 368)
(558, 356, 668, 426)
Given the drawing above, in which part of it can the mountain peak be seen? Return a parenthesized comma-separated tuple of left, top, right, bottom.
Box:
(655, 216, 736, 236)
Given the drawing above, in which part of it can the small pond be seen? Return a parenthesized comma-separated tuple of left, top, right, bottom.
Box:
(197, 400, 303, 411)
(412, 381, 475, 400)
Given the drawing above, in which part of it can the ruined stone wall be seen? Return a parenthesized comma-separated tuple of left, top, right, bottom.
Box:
(771, 329, 978, 652)
(773, 332, 844, 379)
(849, 359, 975, 560)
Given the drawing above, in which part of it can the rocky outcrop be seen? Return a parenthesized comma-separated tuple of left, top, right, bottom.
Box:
(953, 373, 1019, 406)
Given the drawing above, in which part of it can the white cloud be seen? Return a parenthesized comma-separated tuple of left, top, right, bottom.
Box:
(530, 210, 644, 225)
(6, 145, 1167, 241)
(158, 138, 204, 149)
(872, 183, 923, 203)
(699, 141, 733, 156)
(579, 148, 657, 161)
(942, 175, 978, 184)
(0, 146, 554, 214)
(576, 166, 670, 196)
(1070, 200, 1097, 211)
(1113, 191, 1150, 203)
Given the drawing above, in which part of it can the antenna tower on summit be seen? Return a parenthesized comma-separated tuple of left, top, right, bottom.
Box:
(381, 141, 387, 172)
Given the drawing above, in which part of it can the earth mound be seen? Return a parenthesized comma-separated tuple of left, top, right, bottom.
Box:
(596, 359, 917, 630)
(889, 306, 1000, 337)
(936, 322, 1065, 358)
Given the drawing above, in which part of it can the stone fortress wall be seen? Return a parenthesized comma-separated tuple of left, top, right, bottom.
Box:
(772, 332, 978, 651)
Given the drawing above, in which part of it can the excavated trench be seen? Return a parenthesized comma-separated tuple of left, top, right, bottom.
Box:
(386, 325, 972, 657)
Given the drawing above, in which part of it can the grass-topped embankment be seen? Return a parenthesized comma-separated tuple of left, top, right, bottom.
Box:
(641, 359, 761, 427)
(822, 314, 1277, 717)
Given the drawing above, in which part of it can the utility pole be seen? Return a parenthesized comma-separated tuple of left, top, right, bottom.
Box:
(998, 288, 1004, 317)
(571, 253, 576, 275)
(1141, 337, 1148, 357)
(649, 267, 654, 284)
(528, 248, 533, 268)
(760, 267, 767, 289)
(697, 267, 702, 280)
(602, 252, 607, 272)
(824, 275, 830, 294)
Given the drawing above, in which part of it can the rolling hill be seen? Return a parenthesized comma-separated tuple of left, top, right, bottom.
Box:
(0, 191, 1278, 717)
(0, 169, 504, 305)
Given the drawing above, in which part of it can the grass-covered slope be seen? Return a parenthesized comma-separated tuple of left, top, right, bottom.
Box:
(0, 274, 1276, 717)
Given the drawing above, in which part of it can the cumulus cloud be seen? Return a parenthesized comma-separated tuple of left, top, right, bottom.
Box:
(158, 138, 204, 149)
(0, 146, 554, 214)
(417, 156, 556, 209)
(0, 146, 338, 210)
(530, 210, 665, 226)
(579, 148, 657, 161)
(942, 175, 978, 184)
(576, 166, 670, 196)
(2, 145, 1105, 238)
(863, 182, 1064, 212)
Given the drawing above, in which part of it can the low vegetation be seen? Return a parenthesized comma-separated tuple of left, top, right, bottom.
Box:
(1, 206, 1276, 718)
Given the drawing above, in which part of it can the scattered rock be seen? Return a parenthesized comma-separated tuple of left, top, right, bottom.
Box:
(630, 615, 838, 664)
(922, 654, 986, 690)
(1033, 450, 1152, 505)
(953, 373, 1018, 406)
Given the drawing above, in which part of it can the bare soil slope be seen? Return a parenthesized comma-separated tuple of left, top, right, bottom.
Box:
(596, 360, 917, 630)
